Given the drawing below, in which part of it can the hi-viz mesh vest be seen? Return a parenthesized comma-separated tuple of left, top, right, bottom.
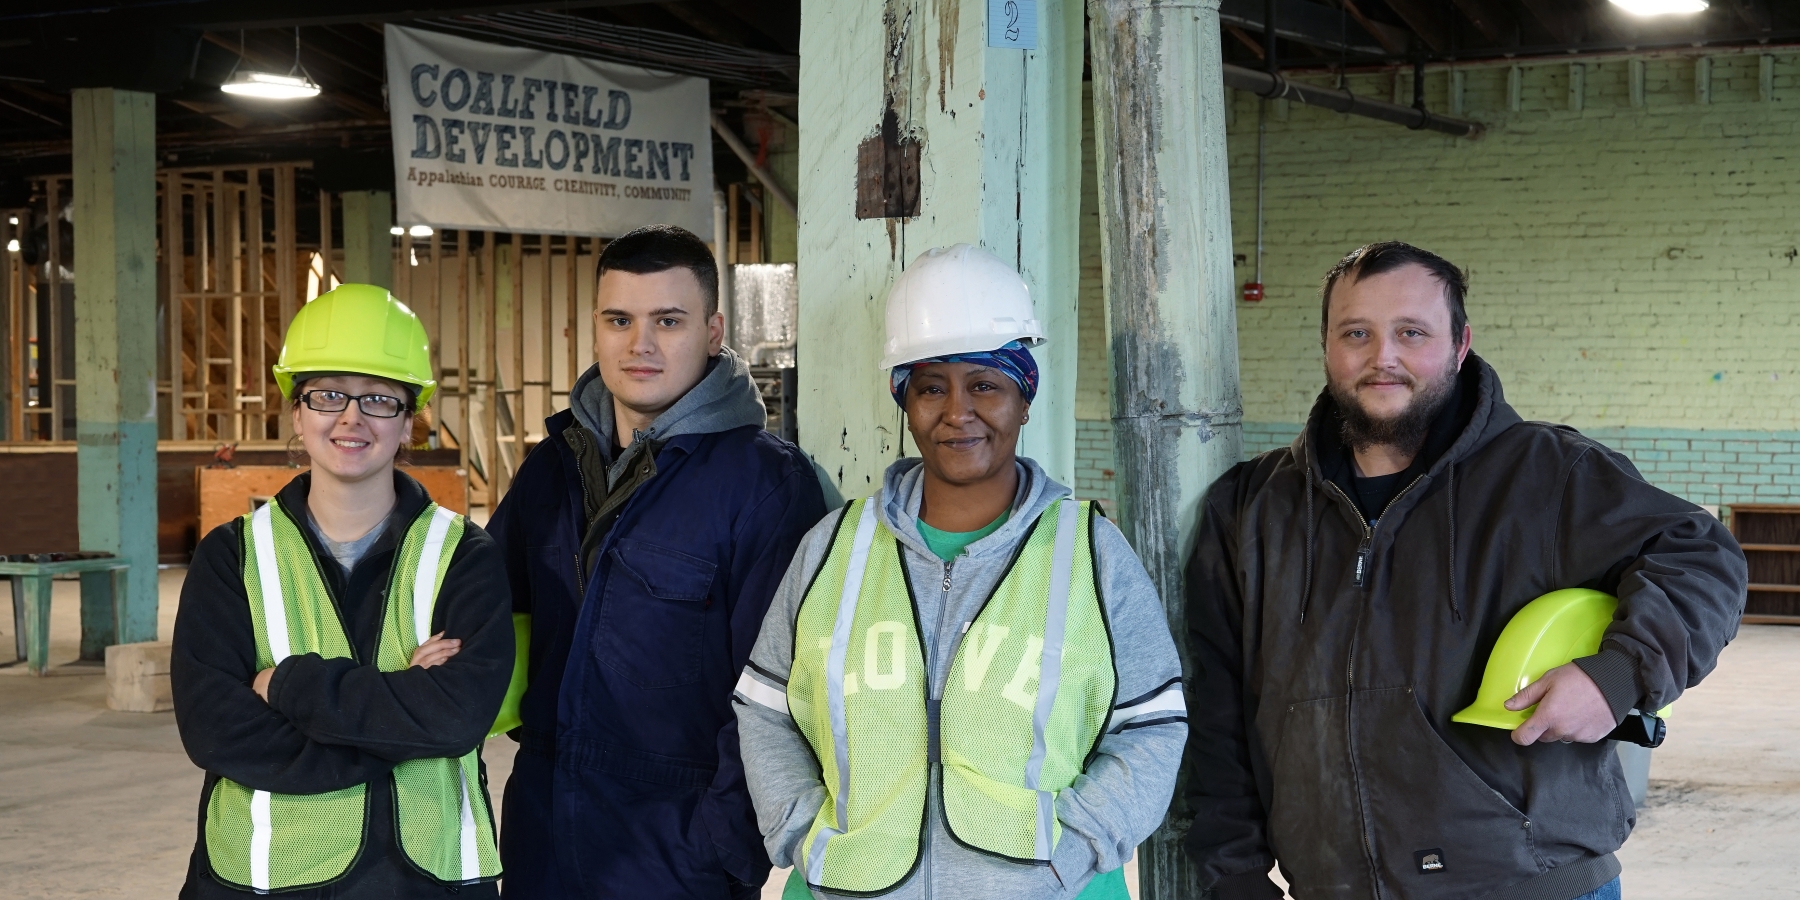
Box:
(788, 497, 1116, 895)
(203, 498, 502, 892)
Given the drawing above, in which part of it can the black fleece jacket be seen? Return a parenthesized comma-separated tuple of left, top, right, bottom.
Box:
(1183, 356, 1746, 900)
(171, 471, 513, 898)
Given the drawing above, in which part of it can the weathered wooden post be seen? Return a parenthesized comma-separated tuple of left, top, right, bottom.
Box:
(341, 190, 395, 289)
(796, 0, 1083, 493)
(72, 87, 160, 646)
(1087, 0, 1244, 896)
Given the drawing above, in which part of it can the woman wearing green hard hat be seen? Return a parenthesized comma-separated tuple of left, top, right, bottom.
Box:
(736, 245, 1187, 899)
(171, 283, 514, 899)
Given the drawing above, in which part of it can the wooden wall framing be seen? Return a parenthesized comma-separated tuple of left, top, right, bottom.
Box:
(3, 169, 598, 514)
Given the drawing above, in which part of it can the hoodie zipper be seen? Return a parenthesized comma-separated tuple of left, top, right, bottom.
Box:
(1321, 473, 1424, 899)
(923, 555, 955, 899)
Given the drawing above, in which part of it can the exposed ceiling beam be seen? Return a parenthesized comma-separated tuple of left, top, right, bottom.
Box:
(706, 0, 800, 55)
(3, 0, 660, 31)
(1724, 0, 1774, 32)
(0, 117, 387, 159)
(1449, 0, 1516, 45)
(170, 98, 253, 129)
(1515, 0, 1583, 45)
(1226, 24, 1266, 59)
(1218, 0, 1399, 58)
(1335, 0, 1409, 56)
(654, 2, 747, 47)
(0, 95, 64, 127)
(310, 26, 388, 82)
(1379, 0, 1452, 54)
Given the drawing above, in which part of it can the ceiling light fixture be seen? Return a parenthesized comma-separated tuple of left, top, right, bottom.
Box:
(1609, 0, 1708, 15)
(221, 28, 320, 100)
(409, 225, 433, 238)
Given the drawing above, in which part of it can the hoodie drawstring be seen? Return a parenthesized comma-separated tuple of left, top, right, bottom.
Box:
(1447, 464, 1461, 622)
(1299, 466, 1316, 624)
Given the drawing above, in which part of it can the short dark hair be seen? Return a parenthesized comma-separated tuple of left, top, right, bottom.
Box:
(1320, 241, 1468, 346)
(596, 225, 720, 317)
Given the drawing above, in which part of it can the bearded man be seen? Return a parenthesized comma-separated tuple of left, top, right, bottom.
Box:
(1182, 242, 1745, 900)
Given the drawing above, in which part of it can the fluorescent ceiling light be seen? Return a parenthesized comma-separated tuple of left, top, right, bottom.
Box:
(1609, 0, 1708, 15)
(409, 225, 433, 237)
(220, 28, 320, 100)
(221, 70, 321, 100)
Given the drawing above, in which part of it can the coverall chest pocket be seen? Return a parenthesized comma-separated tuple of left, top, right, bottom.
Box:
(595, 539, 718, 689)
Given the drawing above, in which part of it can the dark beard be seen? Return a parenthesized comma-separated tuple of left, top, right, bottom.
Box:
(1329, 363, 1459, 457)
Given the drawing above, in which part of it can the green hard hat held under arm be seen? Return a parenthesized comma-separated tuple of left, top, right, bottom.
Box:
(1454, 589, 1668, 746)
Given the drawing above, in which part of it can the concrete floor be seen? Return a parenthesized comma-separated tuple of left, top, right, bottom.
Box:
(2, 572, 1792, 898)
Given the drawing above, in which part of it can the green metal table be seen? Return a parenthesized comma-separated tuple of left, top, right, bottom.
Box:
(3, 554, 131, 676)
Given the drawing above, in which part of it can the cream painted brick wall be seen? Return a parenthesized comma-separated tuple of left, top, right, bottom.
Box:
(1076, 83, 1110, 422)
(1073, 54, 1800, 507)
(1225, 53, 1800, 432)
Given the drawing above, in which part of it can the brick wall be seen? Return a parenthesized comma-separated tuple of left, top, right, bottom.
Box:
(1073, 418, 1119, 508)
(1074, 51, 1800, 510)
(1234, 419, 1798, 510)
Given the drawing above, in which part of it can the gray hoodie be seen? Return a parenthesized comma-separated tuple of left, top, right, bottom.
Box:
(568, 345, 768, 488)
(735, 457, 1187, 899)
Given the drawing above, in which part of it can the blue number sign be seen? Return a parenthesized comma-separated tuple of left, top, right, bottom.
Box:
(987, 0, 1039, 50)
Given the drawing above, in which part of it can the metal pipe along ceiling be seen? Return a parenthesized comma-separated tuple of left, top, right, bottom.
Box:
(1223, 64, 1485, 139)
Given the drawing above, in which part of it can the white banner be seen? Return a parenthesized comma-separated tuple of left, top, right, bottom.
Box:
(386, 25, 713, 238)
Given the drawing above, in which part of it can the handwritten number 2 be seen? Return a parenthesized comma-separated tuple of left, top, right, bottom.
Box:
(1004, 1, 1021, 41)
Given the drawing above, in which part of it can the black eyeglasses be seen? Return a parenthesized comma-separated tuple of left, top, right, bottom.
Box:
(299, 390, 410, 419)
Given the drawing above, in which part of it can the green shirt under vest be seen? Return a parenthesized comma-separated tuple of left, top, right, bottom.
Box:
(914, 510, 1009, 561)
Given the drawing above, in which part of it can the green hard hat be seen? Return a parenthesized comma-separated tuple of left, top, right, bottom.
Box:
(273, 284, 437, 406)
(1452, 588, 1617, 731)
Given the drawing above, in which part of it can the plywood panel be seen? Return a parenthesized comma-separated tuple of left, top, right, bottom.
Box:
(198, 464, 468, 537)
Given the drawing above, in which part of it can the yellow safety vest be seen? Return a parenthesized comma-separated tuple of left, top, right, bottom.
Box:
(203, 498, 502, 892)
(788, 498, 1115, 895)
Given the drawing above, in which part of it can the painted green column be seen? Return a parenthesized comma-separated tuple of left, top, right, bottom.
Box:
(340, 190, 394, 289)
(796, 0, 1083, 497)
(72, 87, 159, 645)
(1089, 0, 1242, 896)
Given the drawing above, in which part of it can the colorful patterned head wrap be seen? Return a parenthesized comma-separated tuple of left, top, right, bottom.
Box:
(889, 341, 1039, 408)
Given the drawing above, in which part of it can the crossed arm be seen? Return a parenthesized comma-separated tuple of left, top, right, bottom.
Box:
(171, 522, 514, 795)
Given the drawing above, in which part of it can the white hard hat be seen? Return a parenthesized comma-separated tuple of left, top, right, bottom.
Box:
(879, 243, 1046, 370)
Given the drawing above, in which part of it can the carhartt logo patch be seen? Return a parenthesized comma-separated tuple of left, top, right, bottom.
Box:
(1415, 849, 1446, 874)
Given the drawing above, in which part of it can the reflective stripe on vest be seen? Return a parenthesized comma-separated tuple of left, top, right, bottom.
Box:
(204, 499, 501, 892)
(788, 498, 1114, 895)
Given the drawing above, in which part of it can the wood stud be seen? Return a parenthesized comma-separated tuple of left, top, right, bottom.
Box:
(6, 167, 583, 514)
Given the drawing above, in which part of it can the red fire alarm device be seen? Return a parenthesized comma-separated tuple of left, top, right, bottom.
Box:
(1242, 282, 1264, 302)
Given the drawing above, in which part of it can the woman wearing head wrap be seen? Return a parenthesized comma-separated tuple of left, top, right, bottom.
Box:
(735, 245, 1187, 899)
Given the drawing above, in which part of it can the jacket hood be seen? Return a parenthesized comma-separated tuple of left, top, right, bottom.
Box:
(875, 455, 1070, 561)
(1290, 353, 1522, 622)
(569, 345, 767, 448)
